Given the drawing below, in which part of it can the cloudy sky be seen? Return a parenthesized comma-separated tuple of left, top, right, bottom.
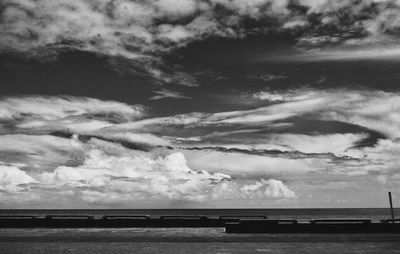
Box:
(1, 0, 400, 208)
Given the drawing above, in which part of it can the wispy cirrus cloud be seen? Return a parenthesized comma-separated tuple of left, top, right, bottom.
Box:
(232, 89, 400, 139)
(150, 89, 191, 100)
(0, 96, 147, 138)
(0, 96, 145, 122)
(105, 88, 400, 140)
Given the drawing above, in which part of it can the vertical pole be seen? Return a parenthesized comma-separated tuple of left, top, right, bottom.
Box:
(389, 192, 395, 221)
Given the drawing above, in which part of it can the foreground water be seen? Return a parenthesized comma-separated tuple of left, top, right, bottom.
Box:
(1, 209, 400, 253)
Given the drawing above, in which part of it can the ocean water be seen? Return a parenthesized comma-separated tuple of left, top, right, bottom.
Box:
(1, 209, 400, 254)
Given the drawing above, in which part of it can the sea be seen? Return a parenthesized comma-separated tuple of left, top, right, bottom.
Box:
(1, 208, 400, 254)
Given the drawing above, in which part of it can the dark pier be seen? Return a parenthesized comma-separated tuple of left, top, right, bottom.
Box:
(225, 218, 400, 233)
(0, 214, 267, 228)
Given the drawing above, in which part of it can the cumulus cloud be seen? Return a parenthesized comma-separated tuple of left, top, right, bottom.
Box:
(0, 146, 297, 205)
(1, 0, 400, 59)
(39, 151, 231, 202)
(241, 179, 296, 199)
(0, 165, 36, 192)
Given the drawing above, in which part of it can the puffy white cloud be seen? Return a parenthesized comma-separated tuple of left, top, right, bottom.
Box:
(0, 147, 297, 205)
(211, 178, 296, 200)
(0, 165, 36, 192)
(241, 179, 296, 198)
(39, 151, 232, 202)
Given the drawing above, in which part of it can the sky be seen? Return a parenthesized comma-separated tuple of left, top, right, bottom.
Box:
(1, 0, 400, 208)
